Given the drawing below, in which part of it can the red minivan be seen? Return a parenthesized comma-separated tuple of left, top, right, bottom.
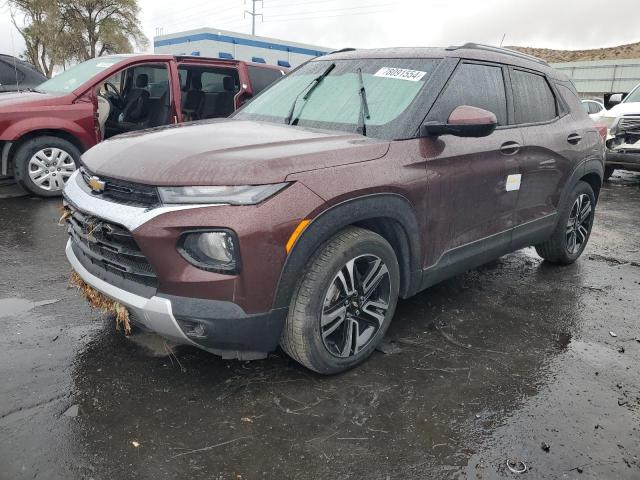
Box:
(0, 54, 286, 196)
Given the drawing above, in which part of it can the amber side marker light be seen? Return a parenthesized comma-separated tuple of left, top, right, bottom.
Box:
(286, 219, 310, 253)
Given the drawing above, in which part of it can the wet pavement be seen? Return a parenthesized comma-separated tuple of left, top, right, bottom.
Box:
(1, 173, 639, 480)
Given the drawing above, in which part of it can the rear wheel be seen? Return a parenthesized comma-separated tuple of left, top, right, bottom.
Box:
(535, 181, 596, 264)
(13, 136, 80, 197)
(281, 227, 400, 374)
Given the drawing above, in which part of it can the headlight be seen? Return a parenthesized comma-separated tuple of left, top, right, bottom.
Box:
(598, 116, 618, 130)
(158, 183, 288, 205)
(178, 230, 239, 273)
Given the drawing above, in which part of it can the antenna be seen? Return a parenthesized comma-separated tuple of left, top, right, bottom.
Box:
(500, 33, 506, 47)
(9, 27, 20, 91)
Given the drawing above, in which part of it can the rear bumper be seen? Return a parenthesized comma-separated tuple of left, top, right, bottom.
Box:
(66, 239, 286, 359)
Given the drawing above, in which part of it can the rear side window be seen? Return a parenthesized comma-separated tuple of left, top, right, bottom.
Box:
(557, 83, 588, 118)
(512, 70, 557, 124)
(0, 59, 25, 87)
(247, 66, 283, 94)
(589, 102, 603, 114)
(430, 62, 508, 126)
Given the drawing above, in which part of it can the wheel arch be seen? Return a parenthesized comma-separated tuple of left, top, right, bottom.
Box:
(2, 129, 86, 175)
(272, 193, 423, 312)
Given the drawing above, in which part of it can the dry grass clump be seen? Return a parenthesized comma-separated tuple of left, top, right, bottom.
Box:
(58, 205, 72, 225)
(69, 270, 131, 335)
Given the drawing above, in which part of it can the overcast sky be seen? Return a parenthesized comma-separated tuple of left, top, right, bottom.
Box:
(2, 0, 640, 58)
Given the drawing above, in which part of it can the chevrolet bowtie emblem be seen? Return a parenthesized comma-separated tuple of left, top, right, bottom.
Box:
(88, 176, 106, 193)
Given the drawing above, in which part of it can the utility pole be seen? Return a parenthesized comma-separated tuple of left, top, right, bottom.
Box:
(245, 0, 263, 36)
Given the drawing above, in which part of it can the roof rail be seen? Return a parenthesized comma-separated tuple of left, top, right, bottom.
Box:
(328, 47, 356, 54)
(446, 43, 548, 66)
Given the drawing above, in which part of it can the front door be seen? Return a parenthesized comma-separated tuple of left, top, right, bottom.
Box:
(422, 61, 522, 258)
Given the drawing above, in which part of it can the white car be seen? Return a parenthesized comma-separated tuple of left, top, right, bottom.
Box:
(581, 99, 605, 120)
(598, 87, 640, 180)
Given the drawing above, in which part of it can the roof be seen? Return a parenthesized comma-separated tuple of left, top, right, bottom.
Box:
(97, 53, 284, 70)
(320, 45, 567, 80)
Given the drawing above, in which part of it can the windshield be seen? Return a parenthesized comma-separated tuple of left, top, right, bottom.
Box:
(37, 56, 129, 94)
(623, 84, 640, 104)
(234, 58, 441, 140)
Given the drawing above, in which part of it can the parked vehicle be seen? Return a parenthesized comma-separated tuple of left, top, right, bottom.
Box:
(0, 54, 285, 196)
(63, 44, 604, 374)
(0, 54, 47, 93)
(581, 99, 605, 120)
(598, 85, 640, 180)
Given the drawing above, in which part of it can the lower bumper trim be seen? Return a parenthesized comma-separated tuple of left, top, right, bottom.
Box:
(66, 239, 285, 360)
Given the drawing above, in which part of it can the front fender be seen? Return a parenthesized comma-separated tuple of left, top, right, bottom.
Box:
(1, 116, 93, 149)
(272, 193, 423, 311)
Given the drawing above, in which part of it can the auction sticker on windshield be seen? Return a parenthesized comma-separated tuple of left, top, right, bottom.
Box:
(374, 67, 427, 82)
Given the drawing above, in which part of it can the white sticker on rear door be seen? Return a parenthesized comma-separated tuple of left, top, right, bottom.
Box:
(96, 62, 116, 68)
(506, 174, 522, 192)
(373, 67, 427, 82)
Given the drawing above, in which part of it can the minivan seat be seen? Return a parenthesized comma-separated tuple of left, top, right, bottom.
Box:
(121, 73, 150, 123)
(182, 76, 205, 120)
(213, 76, 236, 117)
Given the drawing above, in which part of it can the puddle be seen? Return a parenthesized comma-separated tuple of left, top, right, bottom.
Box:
(0, 298, 61, 318)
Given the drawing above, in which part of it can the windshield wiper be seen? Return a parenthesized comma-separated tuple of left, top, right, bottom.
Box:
(356, 68, 370, 136)
(284, 62, 336, 125)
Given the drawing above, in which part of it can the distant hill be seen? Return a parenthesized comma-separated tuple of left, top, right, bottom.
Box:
(507, 42, 640, 63)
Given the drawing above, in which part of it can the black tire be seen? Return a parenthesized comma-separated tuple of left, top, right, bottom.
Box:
(281, 227, 400, 374)
(535, 181, 596, 264)
(13, 136, 80, 197)
(603, 165, 615, 182)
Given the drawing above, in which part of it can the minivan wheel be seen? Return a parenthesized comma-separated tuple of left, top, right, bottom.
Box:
(535, 181, 596, 264)
(13, 136, 80, 197)
(281, 227, 400, 374)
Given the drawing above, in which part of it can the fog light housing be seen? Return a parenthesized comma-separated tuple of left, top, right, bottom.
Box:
(178, 230, 239, 273)
(177, 319, 208, 339)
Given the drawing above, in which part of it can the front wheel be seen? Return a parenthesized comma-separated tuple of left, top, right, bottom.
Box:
(281, 227, 400, 374)
(13, 136, 80, 197)
(535, 181, 596, 264)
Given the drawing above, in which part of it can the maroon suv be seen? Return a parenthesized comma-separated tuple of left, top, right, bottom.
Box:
(63, 44, 605, 374)
(0, 54, 285, 197)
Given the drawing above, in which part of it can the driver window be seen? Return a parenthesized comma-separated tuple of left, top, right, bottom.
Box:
(97, 63, 172, 139)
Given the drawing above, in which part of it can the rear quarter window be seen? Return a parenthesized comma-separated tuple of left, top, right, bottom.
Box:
(248, 66, 284, 94)
(512, 70, 557, 124)
(557, 83, 589, 119)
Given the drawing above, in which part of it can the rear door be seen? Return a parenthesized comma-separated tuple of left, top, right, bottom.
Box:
(246, 65, 285, 96)
(510, 68, 592, 240)
(423, 61, 523, 252)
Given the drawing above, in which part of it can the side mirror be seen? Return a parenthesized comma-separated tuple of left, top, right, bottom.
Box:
(420, 105, 497, 138)
(608, 93, 623, 107)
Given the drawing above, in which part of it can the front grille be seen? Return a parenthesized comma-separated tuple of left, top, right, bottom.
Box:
(66, 204, 158, 290)
(618, 116, 640, 135)
(80, 167, 160, 207)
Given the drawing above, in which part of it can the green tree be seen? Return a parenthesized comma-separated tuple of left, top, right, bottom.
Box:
(8, 0, 69, 77)
(7, 0, 149, 77)
(61, 0, 149, 60)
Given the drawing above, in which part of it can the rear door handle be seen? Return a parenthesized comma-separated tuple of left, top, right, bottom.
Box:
(567, 133, 582, 144)
(500, 141, 521, 155)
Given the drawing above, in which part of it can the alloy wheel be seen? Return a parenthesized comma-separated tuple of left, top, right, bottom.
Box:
(566, 193, 592, 254)
(321, 254, 391, 358)
(28, 147, 77, 192)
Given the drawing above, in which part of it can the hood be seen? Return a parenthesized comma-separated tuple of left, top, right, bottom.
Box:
(82, 119, 390, 186)
(0, 91, 67, 109)
(604, 102, 640, 118)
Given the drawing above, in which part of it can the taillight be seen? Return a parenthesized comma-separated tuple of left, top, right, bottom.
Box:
(595, 123, 607, 140)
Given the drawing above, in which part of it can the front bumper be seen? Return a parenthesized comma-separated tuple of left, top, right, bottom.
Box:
(67, 239, 286, 359)
(606, 149, 640, 170)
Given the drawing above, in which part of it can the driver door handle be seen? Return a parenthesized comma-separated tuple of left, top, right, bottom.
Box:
(500, 141, 521, 155)
(567, 133, 582, 144)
